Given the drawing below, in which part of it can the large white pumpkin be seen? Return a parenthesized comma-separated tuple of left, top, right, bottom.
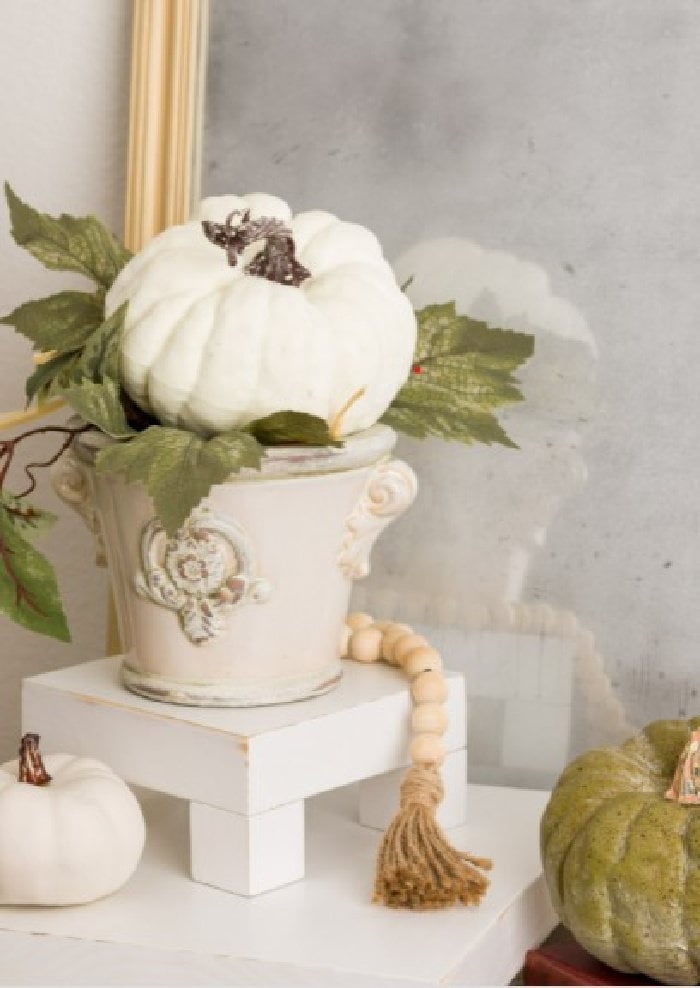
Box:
(106, 194, 417, 436)
(0, 736, 145, 905)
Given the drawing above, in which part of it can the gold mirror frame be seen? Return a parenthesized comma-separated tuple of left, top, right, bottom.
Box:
(125, 0, 209, 254)
(104, 0, 209, 653)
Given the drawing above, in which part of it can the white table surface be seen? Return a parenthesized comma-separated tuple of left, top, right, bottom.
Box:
(0, 782, 556, 986)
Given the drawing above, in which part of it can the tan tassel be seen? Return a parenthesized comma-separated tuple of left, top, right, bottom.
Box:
(373, 763, 491, 909)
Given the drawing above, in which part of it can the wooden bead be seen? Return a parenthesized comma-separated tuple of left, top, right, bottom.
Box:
(403, 646, 443, 679)
(349, 625, 383, 663)
(346, 612, 374, 633)
(338, 623, 351, 658)
(380, 623, 413, 663)
(411, 670, 448, 705)
(412, 702, 448, 735)
(392, 634, 429, 666)
(410, 733, 446, 766)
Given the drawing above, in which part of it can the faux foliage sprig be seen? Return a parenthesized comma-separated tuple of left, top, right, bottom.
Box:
(0, 186, 533, 641)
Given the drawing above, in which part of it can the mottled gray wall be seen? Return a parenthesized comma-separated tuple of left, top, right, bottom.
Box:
(204, 1, 700, 731)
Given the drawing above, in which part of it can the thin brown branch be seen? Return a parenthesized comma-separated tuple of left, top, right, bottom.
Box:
(0, 423, 92, 490)
(17, 431, 80, 499)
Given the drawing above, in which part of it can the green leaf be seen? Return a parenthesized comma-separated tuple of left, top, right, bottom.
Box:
(382, 403, 517, 447)
(392, 367, 525, 417)
(383, 301, 533, 448)
(96, 426, 264, 535)
(25, 351, 80, 405)
(414, 302, 534, 368)
(57, 303, 132, 435)
(26, 303, 128, 410)
(0, 501, 70, 641)
(0, 290, 104, 353)
(70, 302, 126, 383)
(0, 492, 57, 540)
(5, 183, 131, 289)
(249, 410, 342, 447)
(60, 379, 134, 439)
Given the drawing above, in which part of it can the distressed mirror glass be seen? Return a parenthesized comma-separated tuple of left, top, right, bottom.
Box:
(200, 0, 700, 785)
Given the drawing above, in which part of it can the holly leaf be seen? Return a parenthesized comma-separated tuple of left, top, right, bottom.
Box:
(96, 426, 264, 534)
(414, 302, 534, 369)
(249, 410, 342, 447)
(383, 301, 534, 448)
(382, 403, 517, 447)
(0, 500, 70, 641)
(60, 379, 134, 439)
(0, 290, 104, 354)
(5, 183, 131, 289)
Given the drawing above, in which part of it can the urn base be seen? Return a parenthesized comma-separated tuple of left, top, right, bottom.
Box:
(120, 659, 343, 707)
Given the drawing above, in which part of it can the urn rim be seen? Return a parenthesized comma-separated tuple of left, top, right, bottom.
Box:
(72, 422, 398, 481)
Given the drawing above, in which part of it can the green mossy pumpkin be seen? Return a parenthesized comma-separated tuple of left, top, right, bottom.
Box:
(541, 718, 700, 986)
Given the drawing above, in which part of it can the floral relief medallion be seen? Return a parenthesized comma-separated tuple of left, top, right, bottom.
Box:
(135, 508, 271, 644)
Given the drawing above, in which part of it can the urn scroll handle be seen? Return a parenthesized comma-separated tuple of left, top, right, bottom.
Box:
(50, 447, 106, 567)
(339, 458, 418, 580)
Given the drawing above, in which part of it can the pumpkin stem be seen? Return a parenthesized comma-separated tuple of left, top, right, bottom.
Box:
(666, 729, 700, 804)
(18, 733, 51, 786)
(202, 210, 311, 287)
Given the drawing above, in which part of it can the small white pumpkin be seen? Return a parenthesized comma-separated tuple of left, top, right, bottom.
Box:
(0, 734, 145, 905)
(106, 194, 417, 436)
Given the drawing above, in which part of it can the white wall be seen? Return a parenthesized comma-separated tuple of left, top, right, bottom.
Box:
(0, 1, 130, 758)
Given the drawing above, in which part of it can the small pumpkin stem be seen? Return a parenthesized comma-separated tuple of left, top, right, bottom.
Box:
(666, 728, 700, 804)
(202, 210, 311, 287)
(18, 733, 51, 786)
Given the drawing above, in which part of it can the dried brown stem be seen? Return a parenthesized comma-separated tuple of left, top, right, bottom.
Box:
(0, 423, 92, 491)
(18, 733, 51, 786)
(203, 210, 311, 287)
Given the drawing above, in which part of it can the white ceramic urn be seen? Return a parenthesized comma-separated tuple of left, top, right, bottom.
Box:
(52, 425, 416, 706)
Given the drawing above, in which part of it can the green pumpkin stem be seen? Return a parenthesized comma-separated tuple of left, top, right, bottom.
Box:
(18, 733, 51, 786)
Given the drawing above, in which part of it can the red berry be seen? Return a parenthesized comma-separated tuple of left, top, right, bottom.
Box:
(412, 363, 423, 375)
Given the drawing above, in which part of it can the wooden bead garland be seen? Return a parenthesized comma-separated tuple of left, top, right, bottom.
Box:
(403, 646, 443, 679)
(343, 613, 492, 911)
(380, 623, 413, 663)
(410, 732, 446, 765)
(349, 625, 384, 663)
(346, 611, 374, 633)
(411, 669, 448, 705)
(411, 702, 448, 735)
(392, 633, 429, 666)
